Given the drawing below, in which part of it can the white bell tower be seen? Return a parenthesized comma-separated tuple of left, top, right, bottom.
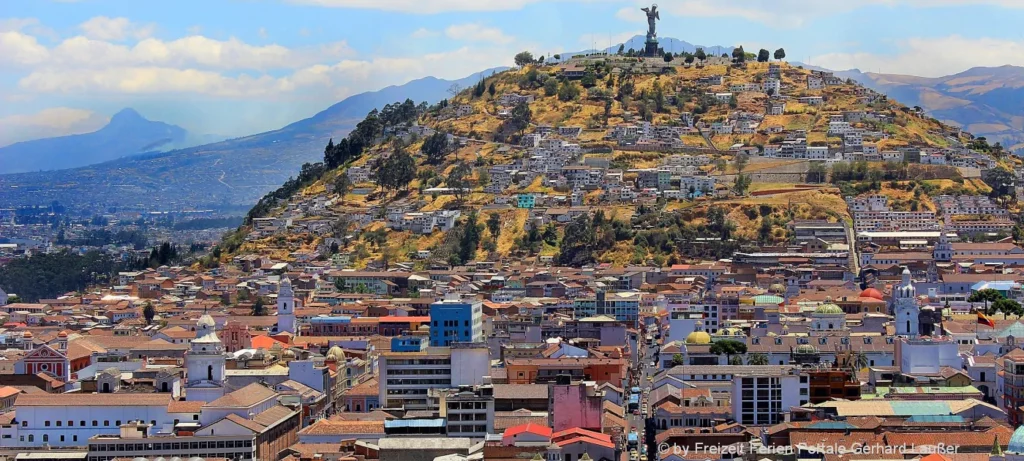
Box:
(894, 266, 919, 337)
(277, 277, 296, 335)
(185, 313, 226, 401)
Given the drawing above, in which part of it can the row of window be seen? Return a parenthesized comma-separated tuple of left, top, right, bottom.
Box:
(91, 439, 253, 451)
(20, 434, 77, 443)
(29, 419, 150, 428)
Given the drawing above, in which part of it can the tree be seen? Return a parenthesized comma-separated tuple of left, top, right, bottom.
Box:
(372, 149, 416, 193)
(509, 101, 532, 136)
(993, 298, 1024, 318)
(747, 352, 769, 365)
(543, 78, 559, 96)
(557, 214, 596, 266)
(323, 138, 335, 166)
(757, 48, 770, 62)
(251, 297, 266, 316)
(695, 47, 706, 62)
(774, 48, 786, 60)
(421, 131, 451, 165)
(983, 167, 1015, 199)
(684, 55, 695, 65)
(663, 51, 674, 63)
(581, 69, 597, 88)
(142, 302, 155, 325)
(758, 218, 773, 243)
(514, 51, 535, 67)
(671, 353, 685, 366)
(969, 288, 1005, 314)
(734, 153, 749, 173)
(714, 158, 727, 173)
(488, 81, 496, 97)
(709, 339, 747, 364)
(457, 212, 482, 264)
(732, 46, 746, 63)
(487, 212, 502, 238)
(448, 162, 473, 202)
(733, 173, 751, 196)
(333, 174, 353, 201)
(617, 44, 625, 55)
(558, 80, 581, 102)
(553, 53, 562, 61)
(807, 162, 828, 183)
(472, 78, 486, 98)
(728, 93, 738, 109)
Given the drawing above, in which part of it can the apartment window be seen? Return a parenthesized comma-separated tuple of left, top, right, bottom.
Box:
(21, 421, 27, 427)
(68, 420, 73, 426)
(93, 421, 98, 426)
(45, 421, 51, 427)
(104, 420, 110, 426)
(80, 421, 85, 427)
(43, 435, 48, 442)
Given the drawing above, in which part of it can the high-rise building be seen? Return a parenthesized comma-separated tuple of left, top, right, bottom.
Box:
(429, 298, 482, 347)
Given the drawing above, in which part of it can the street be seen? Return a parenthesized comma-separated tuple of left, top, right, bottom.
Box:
(626, 324, 661, 460)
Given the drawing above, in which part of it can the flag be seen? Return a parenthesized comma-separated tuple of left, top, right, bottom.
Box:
(978, 312, 996, 328)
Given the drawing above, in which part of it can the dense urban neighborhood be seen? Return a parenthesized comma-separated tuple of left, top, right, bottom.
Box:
(5, 40, 1024, 461)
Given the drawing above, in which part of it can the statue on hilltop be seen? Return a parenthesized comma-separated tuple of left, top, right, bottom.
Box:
(641, 4, 660, 40)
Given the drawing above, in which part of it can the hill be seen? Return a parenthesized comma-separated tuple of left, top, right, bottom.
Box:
(826, 65, 1024, 153)
(0, 108, 194, 174)
(0, 68, 507, 211)
(209, 56, 991, 270)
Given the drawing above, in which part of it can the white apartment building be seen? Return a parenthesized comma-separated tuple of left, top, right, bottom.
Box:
(731, 367, 809, 425)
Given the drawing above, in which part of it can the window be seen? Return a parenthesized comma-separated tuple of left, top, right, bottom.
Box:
(93, 420, 98, 426)
(43, 435, 48, 442)
(45, 421, 51, 427)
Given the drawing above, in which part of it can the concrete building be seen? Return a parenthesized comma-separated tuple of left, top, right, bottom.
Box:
(378, 339, 489, 411)
(429, 298, 483, 347)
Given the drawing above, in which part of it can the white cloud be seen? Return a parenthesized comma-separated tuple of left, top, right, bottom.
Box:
(809, 35, 1024, 77)
(258, 27, 268, 39)
(0, 107, 108, 147)
(0, 31, 50, 67)
(444, 23, 514, 45)
(79, 16, 155, 41)
(8, 34, 355, 71)
(411, 28, 439, 39)
(19, 66, 289, 97)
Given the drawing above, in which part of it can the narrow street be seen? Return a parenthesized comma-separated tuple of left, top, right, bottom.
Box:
(626, 324, 661, 460)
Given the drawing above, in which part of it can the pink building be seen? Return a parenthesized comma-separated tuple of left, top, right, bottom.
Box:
(549, 381, 603, 432)
(221, 321, 252, 352)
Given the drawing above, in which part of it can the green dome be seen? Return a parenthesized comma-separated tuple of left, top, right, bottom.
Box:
(814, 297, 844, 315)
(685, 331, 712, 344)
(794, 344, 818, 354)
(752, 294, 785, 305)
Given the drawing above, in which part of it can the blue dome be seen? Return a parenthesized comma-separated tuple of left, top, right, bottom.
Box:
(1007, 425, 1024, 454)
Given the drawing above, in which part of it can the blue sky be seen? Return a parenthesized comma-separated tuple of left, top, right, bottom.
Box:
(3, 0, 1024, 146)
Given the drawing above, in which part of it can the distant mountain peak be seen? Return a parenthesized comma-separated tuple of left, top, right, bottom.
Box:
(109, 108, 146, 124)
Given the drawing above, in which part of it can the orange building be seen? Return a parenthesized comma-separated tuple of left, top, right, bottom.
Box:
(505, 357, 627, 385)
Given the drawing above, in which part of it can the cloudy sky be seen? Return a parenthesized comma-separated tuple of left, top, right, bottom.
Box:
(3, 0, 1024, 146)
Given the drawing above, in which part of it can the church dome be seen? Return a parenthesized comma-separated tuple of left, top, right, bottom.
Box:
(197, 314, 216, 329)
(326, 346, 345, 361)
(814, 297, 844, 315)
(22, 331, 32, 339)
(794, 344, 818, 354)
(1008, 425, 1024, 454)
(769, 283, 786, 294)
(859, 288, 884, 300)
(57, 330, 68, 338)
(283, 349, 296, 359)
(685, 331, 712, 344)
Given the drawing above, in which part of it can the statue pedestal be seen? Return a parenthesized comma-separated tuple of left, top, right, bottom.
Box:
(645, 38, 659, 57)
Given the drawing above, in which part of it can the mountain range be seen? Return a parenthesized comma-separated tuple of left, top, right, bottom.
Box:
(0, 108, 213, 175)
(0, 67, 507, 211)
(825, 65, 1024, 152)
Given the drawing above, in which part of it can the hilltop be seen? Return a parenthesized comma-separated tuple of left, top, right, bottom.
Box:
(208, 52, 1003, 271)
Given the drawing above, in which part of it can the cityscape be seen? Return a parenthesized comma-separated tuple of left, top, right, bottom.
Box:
(5, 2, 1024, 461)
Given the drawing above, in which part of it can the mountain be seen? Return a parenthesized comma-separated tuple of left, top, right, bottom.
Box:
(0, 108, 195, 174)
(812, 65, 1024, 152)
(562, 35, 734, 59)
(0, 68, 508, 211)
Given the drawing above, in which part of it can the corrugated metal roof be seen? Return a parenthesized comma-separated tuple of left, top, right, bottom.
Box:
(384, 418, 446, 428)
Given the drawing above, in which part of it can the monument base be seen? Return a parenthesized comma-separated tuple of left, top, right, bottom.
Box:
(645, 38, 659, 57)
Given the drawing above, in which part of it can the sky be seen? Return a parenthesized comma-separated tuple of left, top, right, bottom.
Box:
(4, 0, 1024, 146)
